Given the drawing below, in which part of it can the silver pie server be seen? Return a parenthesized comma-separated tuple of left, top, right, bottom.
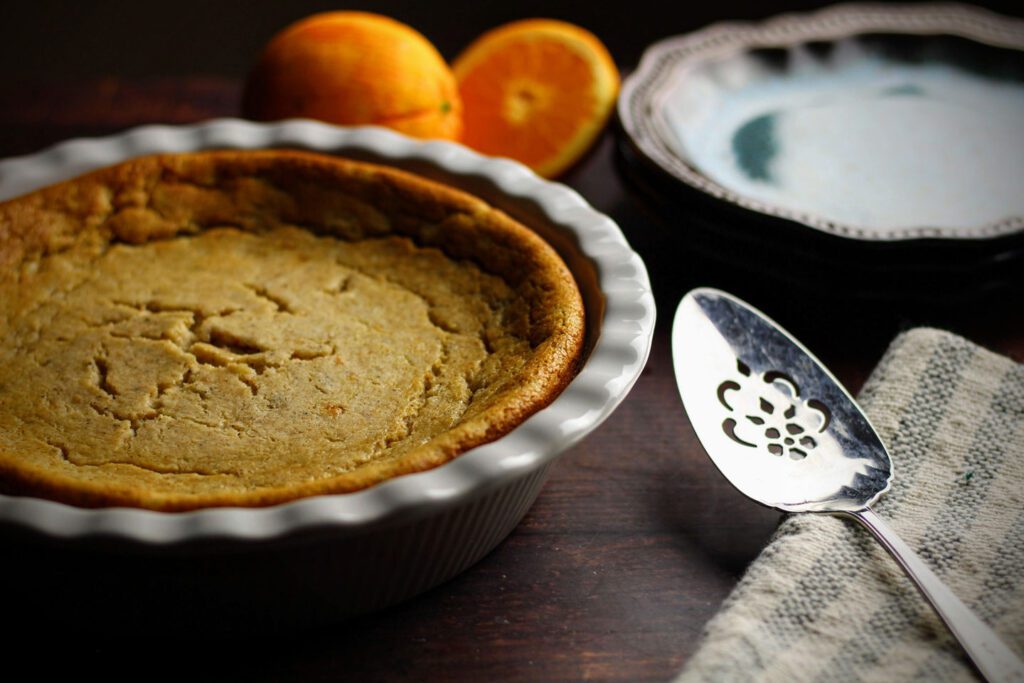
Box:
(672, 287, 1024, 683)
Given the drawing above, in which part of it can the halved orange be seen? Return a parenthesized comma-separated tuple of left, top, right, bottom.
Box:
(452, 19, 619, 178)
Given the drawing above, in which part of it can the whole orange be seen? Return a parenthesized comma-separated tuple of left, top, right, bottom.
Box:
(242, 12, 462, 140)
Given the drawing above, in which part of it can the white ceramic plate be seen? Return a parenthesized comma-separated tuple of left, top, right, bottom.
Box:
(0, 119, 655, 546)
(619, 3, 1024, 241)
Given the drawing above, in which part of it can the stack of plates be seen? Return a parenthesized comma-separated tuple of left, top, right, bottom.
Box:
(618, 3, 1024, 306)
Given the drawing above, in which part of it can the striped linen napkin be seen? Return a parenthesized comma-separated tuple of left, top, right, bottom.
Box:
(675, 328, 1024, 682)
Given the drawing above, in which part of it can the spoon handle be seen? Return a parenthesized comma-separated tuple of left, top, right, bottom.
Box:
(849, 507, 1024, 683)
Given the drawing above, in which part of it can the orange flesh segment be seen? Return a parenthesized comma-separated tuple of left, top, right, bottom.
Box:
(454, 21, 619, 178)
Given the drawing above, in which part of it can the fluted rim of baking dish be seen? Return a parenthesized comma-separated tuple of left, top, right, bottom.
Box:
(0, 119, 656, 545)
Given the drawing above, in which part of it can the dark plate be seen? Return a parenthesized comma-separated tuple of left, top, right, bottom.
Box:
(617, 3, 1024, 305)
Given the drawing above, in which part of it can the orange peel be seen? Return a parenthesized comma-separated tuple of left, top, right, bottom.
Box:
(243, 11, 462, 140)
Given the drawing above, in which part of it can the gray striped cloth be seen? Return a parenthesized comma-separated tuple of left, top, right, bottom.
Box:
(675, 328, 1024, 682)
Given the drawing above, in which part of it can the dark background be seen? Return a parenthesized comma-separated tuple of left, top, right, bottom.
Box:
(3, 0, 1022, 80)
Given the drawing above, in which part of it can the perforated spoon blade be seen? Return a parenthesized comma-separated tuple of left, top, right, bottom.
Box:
(672, 287, 1023, 683)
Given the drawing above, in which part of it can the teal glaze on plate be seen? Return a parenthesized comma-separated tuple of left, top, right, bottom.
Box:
(660, 39, 1024, 233)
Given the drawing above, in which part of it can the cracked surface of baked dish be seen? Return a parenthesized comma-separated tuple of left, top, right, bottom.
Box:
(0, 150, 584, 510)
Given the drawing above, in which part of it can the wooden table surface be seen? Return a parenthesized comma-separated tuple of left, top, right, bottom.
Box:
(2, 4, 1022, 680)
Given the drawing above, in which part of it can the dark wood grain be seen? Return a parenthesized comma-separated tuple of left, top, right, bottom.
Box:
(2, 70, 1023, 681)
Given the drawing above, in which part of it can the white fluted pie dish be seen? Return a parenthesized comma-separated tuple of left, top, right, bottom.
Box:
(0, 119, 655, 631)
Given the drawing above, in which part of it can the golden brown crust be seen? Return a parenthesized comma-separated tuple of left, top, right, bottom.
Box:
(0, 150, 584, 510)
